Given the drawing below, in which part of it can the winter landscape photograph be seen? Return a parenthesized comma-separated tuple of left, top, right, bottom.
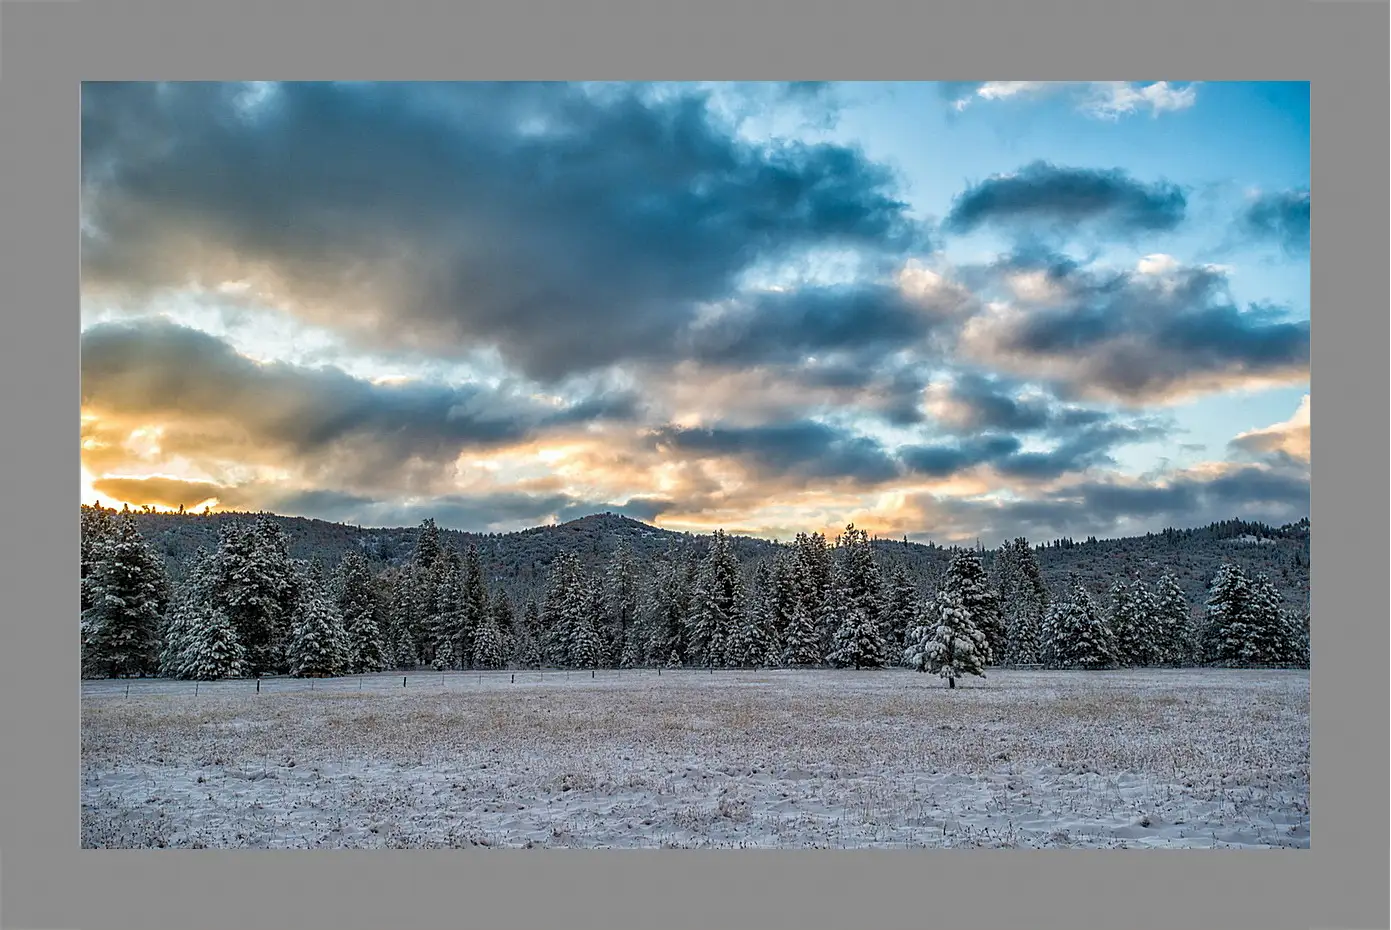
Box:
(79, 80, 1311, 850)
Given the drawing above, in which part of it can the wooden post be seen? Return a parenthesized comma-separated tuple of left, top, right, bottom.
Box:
(403, 676, 407, 688)
(256, 678, 261, 693)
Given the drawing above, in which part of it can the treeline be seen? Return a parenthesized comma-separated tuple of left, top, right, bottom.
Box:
(81, 507, 1311, 681)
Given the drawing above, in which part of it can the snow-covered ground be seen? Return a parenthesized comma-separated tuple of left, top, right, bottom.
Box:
(81, 667, 1309, 849)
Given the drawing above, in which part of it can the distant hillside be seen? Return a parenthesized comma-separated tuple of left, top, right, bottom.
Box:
(101, 507, 1309, 612)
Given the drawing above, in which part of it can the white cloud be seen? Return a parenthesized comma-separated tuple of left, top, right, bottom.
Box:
(1081, 81, 1199, 120)
(953, 81, 1199, 120)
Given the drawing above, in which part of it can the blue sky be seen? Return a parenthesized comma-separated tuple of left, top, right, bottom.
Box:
(78, 81, 1310, 543)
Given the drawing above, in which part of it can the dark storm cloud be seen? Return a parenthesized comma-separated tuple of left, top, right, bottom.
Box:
(649, 421, 902, 485)
(289, 490, 675, 533)
(913, 464, 1308, 544)
(1238, 188, 1310, 255)
(900, 416, 1165, 481)
(82, 81, 927, 381)
(965, 255, 1309, 403)
(80, 318, 638, 464)
(899, 435, 1022, 477)
(943, 161, 1186, 237)
(683, 284, 938, 367)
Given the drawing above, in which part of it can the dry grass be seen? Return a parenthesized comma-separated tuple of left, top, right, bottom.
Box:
(81, 668, 1308, 849)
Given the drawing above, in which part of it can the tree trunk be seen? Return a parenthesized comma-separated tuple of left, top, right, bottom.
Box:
(948, 677, 956, 689)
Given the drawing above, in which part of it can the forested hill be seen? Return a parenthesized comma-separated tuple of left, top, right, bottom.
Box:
(98, 506, 1309, 611)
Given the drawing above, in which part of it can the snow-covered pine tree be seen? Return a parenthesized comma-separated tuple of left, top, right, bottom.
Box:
(996, 538, 1048, 665)
(1109, 579, 1156, 667)
(181, 606, 249, 680)
(880, 564, 918, 665)
(385, 568, 419, 669)
(793, 532, 834, 653)
(541, 553, 581, 666)
(1204, 563, 1253, 667)
(335, 550, 386, 674)
(81, 513, 168, 678)
(472, 611, 505, 669)
(727, 561, 777, 667)
(1154, 570, 1195, 666)
(1126, 578, 1160, 667)
(213, 518, 291, 677)
(1284, 607, 1310, 668)
(287, 567, 349, 678)
(490, 589, 516, 664)
(942, 550, 1002, 664)
(80, 504, 117, 615)
(901, 591, 936, 673)
(911, 584, 989, 688)
(1244, 573, 1289, 667)
(826, 596, 887, 669)
(833, 524, 884, 645)
(665, 649, 682, 669)
(254, 515, 299, 675)
(1044, 581, 1115, 670)
(413, 518, 444, 571)
(780, 596, 823, 668)
(605, 542, 640, 666)
(688, 530, 741, 667)
(511, 597, 543, 669)
(568, 604, 602, 670)
(460, 545, 489, 668)
(768, 549, 802, 645)
(158, 547, 217, 679)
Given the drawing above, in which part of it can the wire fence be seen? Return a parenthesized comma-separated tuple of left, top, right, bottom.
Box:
(80, 664, 886, 700)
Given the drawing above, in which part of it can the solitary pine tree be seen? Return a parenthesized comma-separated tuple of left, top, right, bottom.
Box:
(81, 514, 168, 678)
(906, 585, 989, 689)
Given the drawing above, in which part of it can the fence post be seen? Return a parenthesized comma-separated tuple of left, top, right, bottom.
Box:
(591, 669, 595, 679)
(403, 676, 407, 688)
(124, 683, 129, 698)
(195, 681, 199, 696)
(256, 678, 261, 693)
(511, 673, 515, 683)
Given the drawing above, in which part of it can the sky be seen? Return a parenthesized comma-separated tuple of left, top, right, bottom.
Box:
(79, 81, 1311, 545)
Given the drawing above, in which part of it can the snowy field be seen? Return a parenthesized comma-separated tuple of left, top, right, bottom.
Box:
(81, 667, 1309, 849)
